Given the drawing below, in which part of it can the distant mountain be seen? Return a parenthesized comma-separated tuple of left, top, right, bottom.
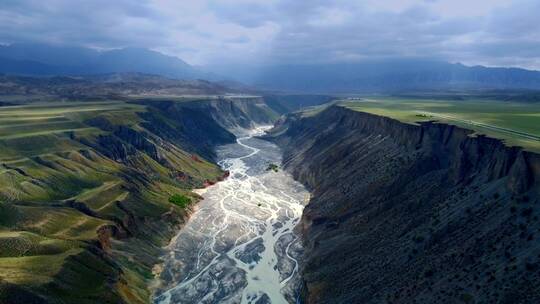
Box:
(0, 43, 98, 67)
(0, 43, 213, 80)
(0, 56, 62, 75)
(220, 59, 540, 93)
(87, 48, 201, 78)
(4, 44, 540, 92)
(0, 73, 233, 99)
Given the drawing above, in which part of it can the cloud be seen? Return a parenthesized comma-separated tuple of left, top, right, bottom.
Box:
(0, 0, 539, 69)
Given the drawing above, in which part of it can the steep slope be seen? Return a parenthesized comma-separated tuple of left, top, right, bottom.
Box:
(137, 97, 278, 131)
(0, 98, 276, 303)
(269, 105, 540, 303)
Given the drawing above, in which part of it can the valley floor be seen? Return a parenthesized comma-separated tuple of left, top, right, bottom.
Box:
(155, 128, 308, 304)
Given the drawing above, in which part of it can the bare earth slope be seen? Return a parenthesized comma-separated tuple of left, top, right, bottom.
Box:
(269, 105, 540, 304)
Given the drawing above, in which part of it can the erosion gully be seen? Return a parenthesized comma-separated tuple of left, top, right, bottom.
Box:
(155, 127, 309, 304)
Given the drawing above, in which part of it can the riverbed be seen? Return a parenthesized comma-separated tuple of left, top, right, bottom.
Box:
(154, 127, 309, 304)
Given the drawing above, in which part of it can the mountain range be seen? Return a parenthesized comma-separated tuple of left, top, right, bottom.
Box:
(0, 43, 209, 79)
(222, 59, 540, 93)
(2, 43, 540, 93)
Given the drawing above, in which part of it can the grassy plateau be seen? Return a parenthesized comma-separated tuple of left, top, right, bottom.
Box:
(340, 97, 540, 153)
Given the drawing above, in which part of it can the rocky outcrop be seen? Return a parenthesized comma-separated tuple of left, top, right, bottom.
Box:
(269, 105, 540, 304)
(85, 117, 162, 162)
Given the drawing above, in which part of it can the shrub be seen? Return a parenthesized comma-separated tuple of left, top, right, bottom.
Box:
(266, 163, 279, 172)
(168, 194, 192, 208)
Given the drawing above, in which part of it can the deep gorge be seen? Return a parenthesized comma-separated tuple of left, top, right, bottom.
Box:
(3, 98, 540, 304)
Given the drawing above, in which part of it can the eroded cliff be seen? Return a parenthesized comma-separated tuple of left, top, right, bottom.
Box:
(269, 105, 540, 304)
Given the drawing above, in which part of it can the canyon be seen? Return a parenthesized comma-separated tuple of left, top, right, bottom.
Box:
(2, 93, 540, 304)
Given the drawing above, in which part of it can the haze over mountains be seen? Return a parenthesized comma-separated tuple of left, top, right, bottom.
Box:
(2, 43, 540, 93)
(0, 43, 207, 80)
(228, 60, 540, 93)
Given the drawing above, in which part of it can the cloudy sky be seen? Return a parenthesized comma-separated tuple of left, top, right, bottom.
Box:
(1, 0, 539, 69)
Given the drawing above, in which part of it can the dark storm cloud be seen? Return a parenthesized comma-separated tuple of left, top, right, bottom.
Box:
(0, 0, 539, 69)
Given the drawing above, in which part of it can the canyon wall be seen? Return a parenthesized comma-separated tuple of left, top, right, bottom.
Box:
(269, 105, 540, 304)
(138, 97, 278, 130)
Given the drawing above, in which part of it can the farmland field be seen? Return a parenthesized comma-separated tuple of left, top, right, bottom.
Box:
(341, 97, 540, 152)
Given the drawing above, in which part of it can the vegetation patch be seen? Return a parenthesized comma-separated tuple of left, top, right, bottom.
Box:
(168, 194, 192, 208)
(266, 163, 279, 172)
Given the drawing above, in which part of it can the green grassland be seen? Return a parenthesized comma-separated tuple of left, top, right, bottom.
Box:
(0, 100, 226, 303)
(340, 97, 540, 152)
